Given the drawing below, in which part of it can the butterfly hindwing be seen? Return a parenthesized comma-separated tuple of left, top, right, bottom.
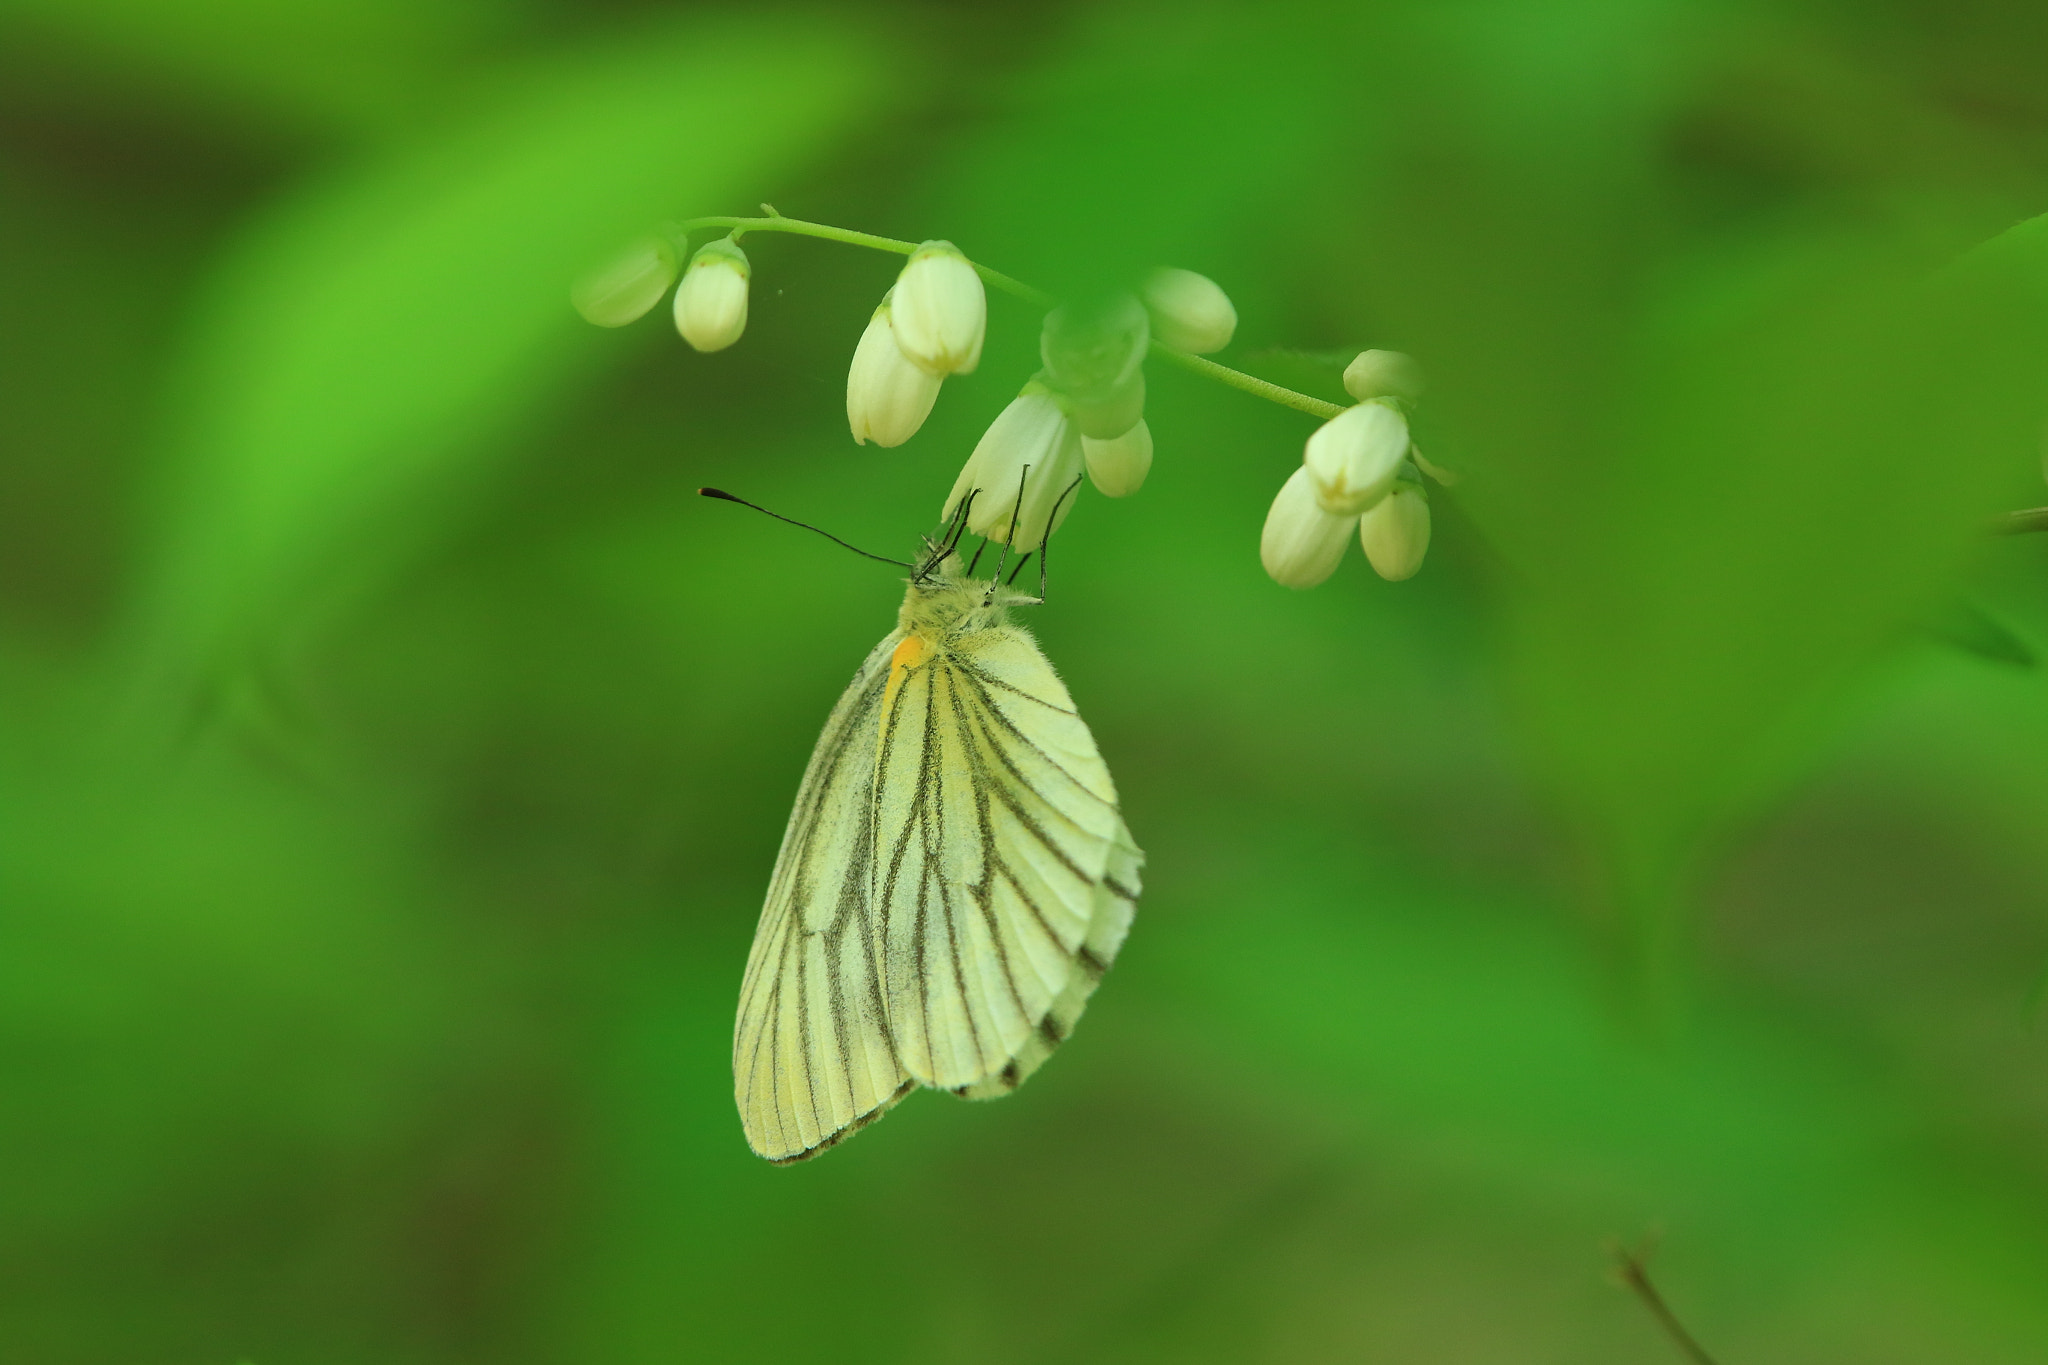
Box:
(733, 632, 914, 1163)
(872, 623, 1141, 1094)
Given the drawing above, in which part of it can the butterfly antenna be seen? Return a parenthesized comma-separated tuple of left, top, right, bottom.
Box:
(1031, 475, 1085, 601)
(948, 491, 980, 554)
(914, 491, 979, 584)
(990, 464, 1030, 587)
(940, 491, 977, 558)
(698, 488, 912, 568)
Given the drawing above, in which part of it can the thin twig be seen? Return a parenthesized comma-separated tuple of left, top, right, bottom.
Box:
(1609, 1240, 1720, 1365)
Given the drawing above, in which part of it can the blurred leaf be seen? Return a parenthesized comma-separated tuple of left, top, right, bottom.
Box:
(1134, 825, 2048, 1359)
(0, 0, 501, 141)
(1345, 8, 2048, 1010)
(132, 16, 883, 700)
(1926, 597, 2037, 669)
(0, 719, 461, 1361)
(942, 0, 1361, 302)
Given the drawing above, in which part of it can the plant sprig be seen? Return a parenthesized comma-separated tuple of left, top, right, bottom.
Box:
(671, 205, 1343, 422)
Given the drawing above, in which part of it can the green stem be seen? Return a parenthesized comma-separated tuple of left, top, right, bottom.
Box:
(1147, 343, 1348, 421)
(672, 211, 1343, 422)
(1992, 507, 2048, 535)
(674, 214, 1053, 308)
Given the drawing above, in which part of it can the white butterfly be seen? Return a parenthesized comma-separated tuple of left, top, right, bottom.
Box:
(731, 506, 1141, 1163)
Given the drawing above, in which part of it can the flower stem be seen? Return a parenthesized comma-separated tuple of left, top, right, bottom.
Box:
(1147, 343, 1348, 421)
(674, 214, 1053, 308)
(671, 211, 1343, 422)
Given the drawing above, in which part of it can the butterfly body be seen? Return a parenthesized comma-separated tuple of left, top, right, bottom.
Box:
(734, 557, 1141, 1163)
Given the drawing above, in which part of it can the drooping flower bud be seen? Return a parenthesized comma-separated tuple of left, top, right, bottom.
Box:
(890, 240, 986, 375)
(942, 386, 1084, 549)
(1358, 482, 1430, 581)
(1082, 420, 1152, 497)
(572, 236, 678, 327)
(1303, 401, 1409, 516)
(1042, 294, 1149, 439)
(674, 237, 750, 352)
(846, 294, 942, 447)
(1261, 467, 1357, 589)
(1342, 349, 1425, 403)
(1140, 267, 1236, 354)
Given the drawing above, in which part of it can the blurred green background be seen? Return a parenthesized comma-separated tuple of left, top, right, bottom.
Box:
(8, 0, 2048, 1360)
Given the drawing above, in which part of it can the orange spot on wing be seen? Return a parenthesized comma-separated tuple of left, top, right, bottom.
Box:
(890, 635, 929, 673)
(883, 633, 930, 709)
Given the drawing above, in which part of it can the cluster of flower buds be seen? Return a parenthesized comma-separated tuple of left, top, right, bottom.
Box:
(943, 267, 1236, 548)
(575, 229, 1438, 588)
(847, 242, 986, 447)
(573, 232, 755, 354)
(1261, 350, 1431, 586)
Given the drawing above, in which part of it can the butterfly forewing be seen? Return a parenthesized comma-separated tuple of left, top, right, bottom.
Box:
(734, 632, 914, 1162)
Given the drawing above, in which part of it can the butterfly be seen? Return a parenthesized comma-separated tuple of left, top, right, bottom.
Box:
(721, 489, 1142, 1163)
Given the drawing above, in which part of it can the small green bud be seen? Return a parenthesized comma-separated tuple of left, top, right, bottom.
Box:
(571, 236, 678, 328)
(1041, 294, 1149, 396)
(1082, 420, 1152, 498)
(1042, 293, 1149, 440)
(1342, 349, 1424, 402)
(1358, 482, 1430, 580)
(1140, 267, 1236, 354)
(1072, 371, 1146, 441)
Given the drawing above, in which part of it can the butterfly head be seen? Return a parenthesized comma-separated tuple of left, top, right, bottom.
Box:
(900, 556, 1039, 635)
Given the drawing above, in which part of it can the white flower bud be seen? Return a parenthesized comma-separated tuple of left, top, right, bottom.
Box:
(1082, 420, 1152, 497)
(1303, 401, 1409, 516)
(1141, 267, 1236, 354)
(846, 296, 942, 447)
(572, 236, 678, 327)
(1358, 483, 1430, 580)
(674, 238, 750, 352)
(891, 240, 986, 375)
(1261, 467, 1356, 589)
(942, 387, 1084, 549)
(1342, 349, 1424, 402)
